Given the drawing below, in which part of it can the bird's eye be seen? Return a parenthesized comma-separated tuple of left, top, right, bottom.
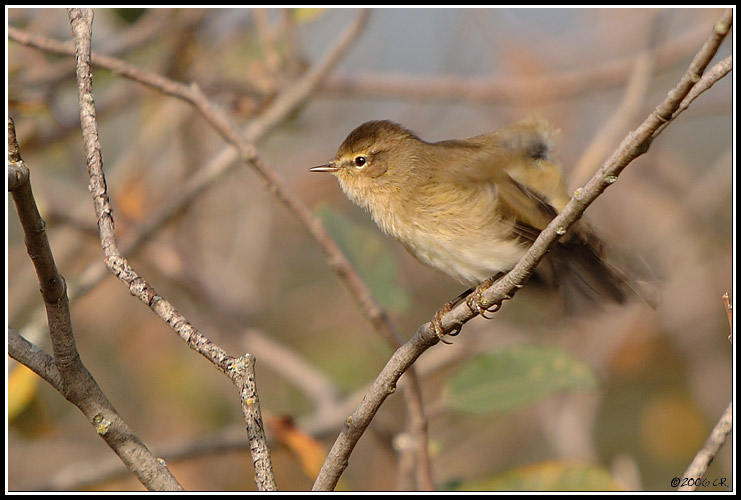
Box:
(354, 156, 367, 167)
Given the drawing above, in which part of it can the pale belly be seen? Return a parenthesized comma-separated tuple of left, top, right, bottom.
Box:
(395, 222, 527, 287)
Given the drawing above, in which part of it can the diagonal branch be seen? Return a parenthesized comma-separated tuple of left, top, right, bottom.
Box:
(678, 292, 733, 491)
(434, 8, 733, 340)
(312, 8, 733, 491)
(320, 18, 716, 105)
(678, 398, 733, 491)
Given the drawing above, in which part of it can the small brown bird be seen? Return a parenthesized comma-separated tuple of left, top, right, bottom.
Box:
(311, 117, 656, 336)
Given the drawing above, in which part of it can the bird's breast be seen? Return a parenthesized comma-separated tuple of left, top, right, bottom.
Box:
(369, 183, 528, 286)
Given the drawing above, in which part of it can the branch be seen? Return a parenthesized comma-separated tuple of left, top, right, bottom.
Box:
(435, 8, 733, 340)
(678, 402, 732, 492)
(312, 8, 733, 491)
(11, 10, 434, 489)
(8, 13, 389, 343)
(320, 18, 716, 105)
(8, 10, 393, 360)
(8, 11, 397, 348)
(232, 354, 277, 491)
(8, 327, 62, 389)
(313, 330, 436, 491)
(678, 292, 734, 491)
(8, 115, 183, 491)
(722, 292, 732, 335)
(66, 8, 275, 490)
(653, 54, 732, 139)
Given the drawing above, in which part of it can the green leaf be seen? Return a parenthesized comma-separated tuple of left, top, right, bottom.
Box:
(316, 204, 410, 312)
(459, 461, 622, 491)
(443, 345, 598, 415)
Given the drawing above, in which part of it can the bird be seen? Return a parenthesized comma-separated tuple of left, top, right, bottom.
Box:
(311, 117, 657, 338)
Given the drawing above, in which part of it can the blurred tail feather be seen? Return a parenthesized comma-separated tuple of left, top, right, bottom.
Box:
(538, 223, 661, 315)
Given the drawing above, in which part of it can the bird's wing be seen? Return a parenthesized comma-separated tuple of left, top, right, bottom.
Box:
(496, 175, 558, 239)
(439, 140, 560, 237)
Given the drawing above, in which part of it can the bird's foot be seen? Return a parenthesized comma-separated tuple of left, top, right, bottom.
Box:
(466, 274, 507, 319)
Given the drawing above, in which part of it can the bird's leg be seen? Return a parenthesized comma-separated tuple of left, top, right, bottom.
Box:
(432, 288, 472, 343)
(466, 273, 508, 319)
(432, 273, 512, 342)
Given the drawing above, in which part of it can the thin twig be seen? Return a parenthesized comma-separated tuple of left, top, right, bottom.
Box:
(313, 329, 436, 491)
(7, 11, 391, 349)
(677, 291, 734, 491)
(66, 8, 276, 490)
(677, 401, 733, 491)
(11, 10, 434, 490)
(312, 8, 733, 491)
(320, 20, 715, 105)
(36, 318, 474, 491)
(435, 8, 733, 339)
(231, 354, 277, 491)
(7, 11, 391, 346)
(653, 55, 732, 138)
(677, 292, 734, 491)
(722, 292, 732, 337)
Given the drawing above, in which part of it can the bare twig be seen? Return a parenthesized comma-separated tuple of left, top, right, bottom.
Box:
(7, 327, 63, 390)
(8, 115, 183, 491)
(11, 10, 434, 490)
(66, 8, 276, 490)
(653, 55, 732, 139)
(436, 8, 733, 340)
(312, 8, 733, 491)
(36, 318, 477, 491)
(7, 11, 390, 346)
(313, 329, 436, 491)
(7, 11, 389, 347)
(722, 292, 732, 337)
(678, 292, 734, 491)
(677, 401, 733, 491)
(232, 354, 277, 491)
(34, 327, 426, 490)
(38, 425, 249, 490)
(320, 19, 715, 105)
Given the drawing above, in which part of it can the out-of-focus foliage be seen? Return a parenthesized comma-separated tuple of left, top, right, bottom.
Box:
(443, 345, 598, 415)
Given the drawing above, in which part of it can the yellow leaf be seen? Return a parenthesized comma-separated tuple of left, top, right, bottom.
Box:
(291, 8, 325, 24)
(269, 416, 326, 479)
(641, 394, 706, 464)
(8, 364, 39, 420)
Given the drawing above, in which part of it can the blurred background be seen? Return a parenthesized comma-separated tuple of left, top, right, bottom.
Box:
(7, 7, 733, 491)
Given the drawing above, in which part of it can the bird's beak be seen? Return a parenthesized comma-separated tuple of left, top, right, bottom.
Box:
(310, 162, 340, 173)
